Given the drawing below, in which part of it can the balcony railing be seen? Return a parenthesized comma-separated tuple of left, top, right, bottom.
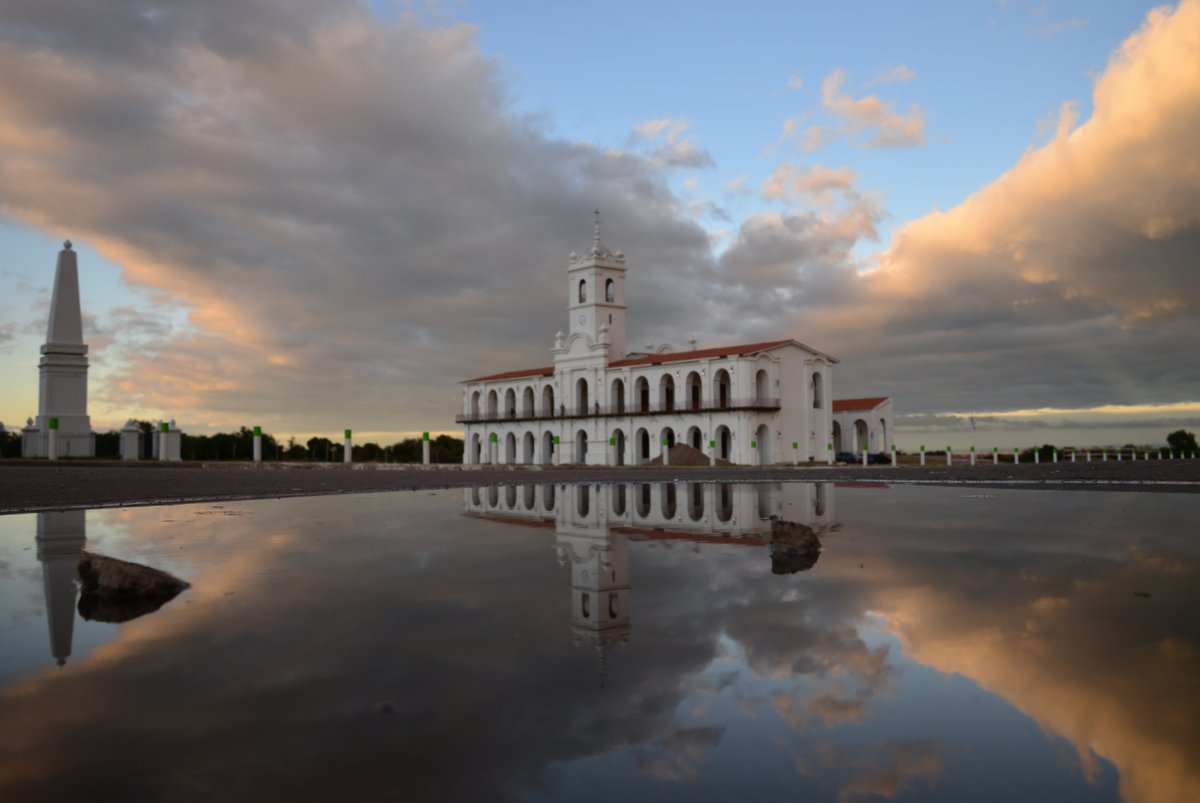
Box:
(455, 397, 781, 424)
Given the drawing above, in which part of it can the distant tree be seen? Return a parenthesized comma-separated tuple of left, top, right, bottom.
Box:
(1167, 429, 1198, 454)
(95, 430, 120, 458)
(0, 427, 21, 458)
(1020, 444, 1058, 462)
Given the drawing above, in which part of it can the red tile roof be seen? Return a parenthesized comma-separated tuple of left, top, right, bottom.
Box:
(462, 338, 837, 384)
(463, 366, 554, 384)
(832, 396, 889, 412)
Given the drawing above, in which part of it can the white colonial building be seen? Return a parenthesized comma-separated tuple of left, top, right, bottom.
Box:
(831, 396, 895, 454)
(460, 222, 839, 465)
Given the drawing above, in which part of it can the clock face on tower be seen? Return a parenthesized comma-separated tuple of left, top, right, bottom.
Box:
(579, 314, 586, 324)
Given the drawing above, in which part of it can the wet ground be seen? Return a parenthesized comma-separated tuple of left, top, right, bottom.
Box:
(1, 457, 1199, 513)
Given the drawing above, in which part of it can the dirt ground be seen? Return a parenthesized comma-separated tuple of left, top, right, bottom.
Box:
(2, 457, 1198, 513)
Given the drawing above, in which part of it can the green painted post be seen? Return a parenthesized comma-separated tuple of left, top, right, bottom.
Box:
(253, 425, 261, 437)
(919, 444, 925, 466)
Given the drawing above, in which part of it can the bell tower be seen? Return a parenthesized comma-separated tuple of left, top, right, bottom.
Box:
(566, 212, 627, 360)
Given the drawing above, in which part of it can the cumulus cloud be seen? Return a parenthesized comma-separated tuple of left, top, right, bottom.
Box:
(629, 117, 714, 169)
(762, 163, 860, 206)
(865, 64, 916, 87)
(820, 69, 926, 148)
(0, 0, 714, 434)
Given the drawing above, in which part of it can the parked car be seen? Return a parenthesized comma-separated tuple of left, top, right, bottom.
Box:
(867, 452, 892, 465)
(835, 452, 861, 464)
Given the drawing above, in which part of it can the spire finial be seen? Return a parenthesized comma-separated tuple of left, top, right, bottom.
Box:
(594, 209, 601, 247)
(63, 240, 73, 251)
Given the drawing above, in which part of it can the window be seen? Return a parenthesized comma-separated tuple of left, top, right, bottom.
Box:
(579, 279, 587, 303)
(605, 278, 615, 303)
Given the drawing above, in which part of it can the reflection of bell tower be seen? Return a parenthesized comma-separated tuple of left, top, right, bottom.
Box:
(36, 510, 86, 667)
(555, 485, 631, 685)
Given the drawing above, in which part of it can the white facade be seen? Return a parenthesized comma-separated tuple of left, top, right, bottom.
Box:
(831, 397, 895, 453)
(460, 223, 838, 465)
(24, 241, 94, 458)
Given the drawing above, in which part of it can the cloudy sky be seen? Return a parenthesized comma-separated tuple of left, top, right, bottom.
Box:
(1, 0, 1197, 447)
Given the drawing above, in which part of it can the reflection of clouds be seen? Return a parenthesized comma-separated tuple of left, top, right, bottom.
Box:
(633, 726, 725, 782)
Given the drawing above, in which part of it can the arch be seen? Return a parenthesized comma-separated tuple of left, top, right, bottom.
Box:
(542, 431, 555, 465)
(504, 388, 517, 419)
(612, 428, 626, 466)
(471, 390, 481, 417)
(523, 483, 536, 511)
(636, 483, 652, 518)
(716, 484, 733, 523)
(470, 486, 480, 506)
(487, 389, 498, 417)
(575, 429, 588, 464)
(576, 377, 589, 415)
(685, 371, 703, 410)
(523, 431, 535, 464)
(578, 278, 587, 303)
(505, 484, 517, 509)
(522, 386, 535, 417)
(605, 278, 615, 303)
(635, 376, 651, 412)
(687, 425, 702, 450)
(687, 483, 704, 521)
(854, 419, 869, 452)
(610, 378, 626, 414)
(542, 483, 556, 511)
(713, 369, 731, 408)
(470, 432, 482, 465)
(504, 432, 516, 464)
(487, 485, 499, 507)
(814, 483, 827, 517)
(636, 427, 651, 464)
(661, 483, 677, 519)
(541, 385, 555, 416)
(660, 427, 675, 450)
(757, 484, 773, 519)
(577, 484, 590, 517)
(754, 369, 770, 404)
(812, 371, 823, 409)
(659, 374, 675, 411)
(612, 483, 627, 516)
(715, 425, 732, 461)
(580, 592, 590, 620)
(755, 423, 771, 465)
(879, 418, 888, 450)
(832, 421, 843, 453)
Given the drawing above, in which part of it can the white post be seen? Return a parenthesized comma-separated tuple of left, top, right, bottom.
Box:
(826, 442, 833, 466)
(970, 446, 976, 466)
(1086, 450, 1091, 462)
(792, 441, 799, 466)
(891, 446, 897, 467)
(422, 432, 431, 465)
(1053, 449, 1058, 464)
(945, 447, 951, 467)
(48, 418, 59, 461)
(553, 435, 560, 466)
(862, 448, 868, 467)
(920, 445, 925, 467)
(1117, 449, 1122, 461)
(663, 438, 671, 466)
(253, 426, 262, 463)
(992, 447, 998, 465)
(159, 422, 168, 462)
(710, 439, 716, 466)
(1014, 448, 1020, 464)
(1070, 450, 1076, 463)
(343, 429, 352, 464)
(1035, 449, 1040, 464)
(1103, 450, 1107, 461)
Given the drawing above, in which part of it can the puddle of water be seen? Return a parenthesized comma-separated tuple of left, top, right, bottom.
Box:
(0, 482, 1196, 802)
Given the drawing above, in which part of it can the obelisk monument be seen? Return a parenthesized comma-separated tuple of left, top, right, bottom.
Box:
(29, 240, 94, 457)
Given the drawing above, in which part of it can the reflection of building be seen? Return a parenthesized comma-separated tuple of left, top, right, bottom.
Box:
(832, 397, 894, 453)
(458, 219, 839, 466)
(23, 242, 95, 457)
(36, 511, 87, 667)
(465, 482, 839, 681)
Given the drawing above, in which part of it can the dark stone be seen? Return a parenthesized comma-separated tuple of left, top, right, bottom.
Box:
(769, 520, 821, 575)
(77, 551, 190, 623)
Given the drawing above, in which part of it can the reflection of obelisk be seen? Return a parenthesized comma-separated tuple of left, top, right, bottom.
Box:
(32, 241, 94, 457)
(37, 511, 86, 667)
(555, 486, 631, 686)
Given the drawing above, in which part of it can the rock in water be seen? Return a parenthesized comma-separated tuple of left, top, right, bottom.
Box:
(77, 551, 190, 623)
(769, 520, 821, 575)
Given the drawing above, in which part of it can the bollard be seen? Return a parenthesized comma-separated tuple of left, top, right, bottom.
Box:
(1086, 450, 1091, 462)
(891, 445, 897, 467)
(946, 446, 952, 467)
(344, 429, 352, 464)
(993, 446, 999, 465)
(159, 422, 169, 462)
(1035, 449, 1040, 464)
(1053, 449, 1058, 464)
(663, 438, 671, 466)
(792, 441, 799, 467)
(826, 442, 833, 466)
(1117, 449, 1122, 462)
(48, 417, 59, 461)
(1014, 447, 1020, 464)
(422, 431, 431, 465)
(1103, 450, 1107, 461)
(862, 448, 868, 467)
(253, 425, 262, 463)
(1070, 450, 1075, 463)
(970, 446, 976, 466)
(919, 445, 925, 467)
(552, 435, 560, 466)
(710, 439, 717, 467)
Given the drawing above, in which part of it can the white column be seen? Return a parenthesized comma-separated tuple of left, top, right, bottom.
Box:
(826, 441, 833, 465)
(663, 437, 670, 466)
(343, 429, 352, 464)
(862, 448, 868, 467)
(1053, 449, 1058, 463)
(422, 432, 431, 465)
(992, 447, 998, 465)
(48, 419, 59, 461)
(945, 447, 951, 467)
(792, 441, 799, 466)
(709, 437, 716, 466)
(890, 446, 897, 467)
(920, 445, 925, 467)
(253, 426, 262, 463)
(969, 446, 976, 466)
(1034, 449, 1040, 464)
(158, 423, 168, 462)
